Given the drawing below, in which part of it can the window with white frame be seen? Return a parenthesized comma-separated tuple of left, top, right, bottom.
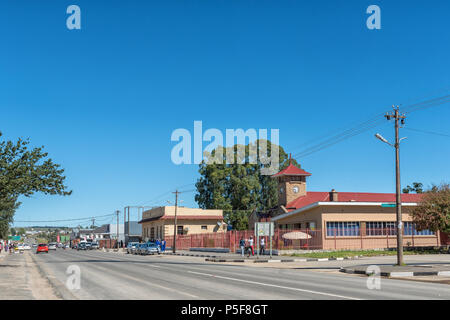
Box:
(326, 222, 360, 237)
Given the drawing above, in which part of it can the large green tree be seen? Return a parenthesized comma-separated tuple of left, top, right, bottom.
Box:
(411, 183, 450, 233)
(195, 140, 298, 230)
(0, 133, 72, 238)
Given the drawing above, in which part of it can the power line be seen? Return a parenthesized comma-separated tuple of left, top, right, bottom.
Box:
(139, 183, 196, 207)
(13, 213, 116, 223)
(291, 91, 450, 161)
(403, 127, 450, 138)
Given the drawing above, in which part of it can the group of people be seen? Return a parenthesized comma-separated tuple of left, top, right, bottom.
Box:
(149, 238, 166, 252)
(239, 236, 266, 257)
(0, 241, 14, 254)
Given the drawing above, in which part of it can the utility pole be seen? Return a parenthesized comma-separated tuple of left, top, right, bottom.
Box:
(172, 190, 180, 253)
(116, 210, 120, 249)
(384, 106, 406, 266)
(92, 218, 95, 229)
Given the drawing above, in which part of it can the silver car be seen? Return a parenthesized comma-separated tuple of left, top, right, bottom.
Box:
(48, 243, 57, 250)
(142, 243, 161, 255)
(126, 242, 138, 254)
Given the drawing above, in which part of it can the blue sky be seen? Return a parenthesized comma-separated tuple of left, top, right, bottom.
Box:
(1, 0, 449, 227)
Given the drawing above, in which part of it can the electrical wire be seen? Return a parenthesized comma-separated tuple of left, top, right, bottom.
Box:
(403, 127, 450, 138)
(290, 91, 450, 161)
(13, 213, 116, 223)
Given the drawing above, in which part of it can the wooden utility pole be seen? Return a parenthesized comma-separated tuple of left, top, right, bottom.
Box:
(385, 106, 406, 266)
(172, 190, 180, 253)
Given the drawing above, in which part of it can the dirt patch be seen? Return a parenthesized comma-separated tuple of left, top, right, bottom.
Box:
(25, 253, 60, 300)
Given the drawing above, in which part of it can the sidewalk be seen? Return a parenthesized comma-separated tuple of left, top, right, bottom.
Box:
(340, 264, 450, 277)
(162, 250, 361, 263)
(0, 251, 59, 300)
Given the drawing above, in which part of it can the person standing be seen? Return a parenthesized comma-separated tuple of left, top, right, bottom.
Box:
(248, 237, 254, 256)
(260, 237, 265, 255)
(239, 238, 245, 256)
(161, 239, 166, 252)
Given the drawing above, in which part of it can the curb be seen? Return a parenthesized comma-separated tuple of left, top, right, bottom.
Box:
(339, 267, 450, 278)
(30, 253, 79, 300)
(164, 252, 221, 258)
(205, 256, 361, 263)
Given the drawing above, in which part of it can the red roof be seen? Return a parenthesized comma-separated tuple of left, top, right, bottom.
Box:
(285, 191, 423, 212)
(272, 164, 311, 178)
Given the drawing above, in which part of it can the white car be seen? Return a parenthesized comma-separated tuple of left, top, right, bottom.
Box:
(23, 244, 31, 250)
(48, 243, 57, 250)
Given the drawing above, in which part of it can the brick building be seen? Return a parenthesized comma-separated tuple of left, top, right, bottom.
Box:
(138, 206, 226, 241)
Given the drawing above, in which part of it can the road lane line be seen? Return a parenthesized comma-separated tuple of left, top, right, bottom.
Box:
(187, 271, 361, 300)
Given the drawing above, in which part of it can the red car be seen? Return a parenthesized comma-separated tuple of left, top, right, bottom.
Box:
(36, 243, 49, 254)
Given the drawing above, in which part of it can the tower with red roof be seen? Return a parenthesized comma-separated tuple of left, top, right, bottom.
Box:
(271, 156, 311, 208)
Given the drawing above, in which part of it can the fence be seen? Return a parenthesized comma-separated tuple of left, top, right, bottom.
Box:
(165, 229, 323, 252)
(164, 227, 440, 252)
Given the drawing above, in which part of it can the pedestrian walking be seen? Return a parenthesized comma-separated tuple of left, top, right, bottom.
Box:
(161, 239, 166, 252)
(239, 238, 245, 256)
(260, 237, 265, 255)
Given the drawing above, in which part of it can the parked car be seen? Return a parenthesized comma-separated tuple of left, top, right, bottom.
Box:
(23, 244, 31, 250)
(32, 244, 38, 248)
(72, 244, 78, 249)
(135, 243, 146, 255)
(48, 243, 57, 250)
(131, 243, 141, 255)
(36, 243, 48, 254)
(142, 242, 161, 255)
(77, 243, 87, 251)
(126, 242, 139, 254)
(85, 242, 92, 250)
(90, 242, 99, 250)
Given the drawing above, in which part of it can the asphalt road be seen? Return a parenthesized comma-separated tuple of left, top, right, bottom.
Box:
(32, 249, 450, 300)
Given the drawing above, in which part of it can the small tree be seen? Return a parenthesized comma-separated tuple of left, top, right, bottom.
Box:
(403, 182, 424, 194)
(411, 184, 450, 233)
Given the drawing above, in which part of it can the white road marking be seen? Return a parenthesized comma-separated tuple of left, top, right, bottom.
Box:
(187, 271, 362, 300)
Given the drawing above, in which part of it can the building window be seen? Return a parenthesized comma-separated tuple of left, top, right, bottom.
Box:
(150, 227, 155, 239)
(326, 222, 360, 237)
(404, 222, 434, 236)
(366, 222, 396, 236)
(201, 226, 207, 230)
(177, 226, 184, 235)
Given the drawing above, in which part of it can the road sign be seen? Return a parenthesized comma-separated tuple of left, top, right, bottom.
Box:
(255, 222, 274, 237)
(381, 203, 396, 207)
(255, 222, 275, 259)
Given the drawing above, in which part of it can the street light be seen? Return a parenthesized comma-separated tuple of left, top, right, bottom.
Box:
(374, 133, 392, 146)
(375, 106, 407, 266)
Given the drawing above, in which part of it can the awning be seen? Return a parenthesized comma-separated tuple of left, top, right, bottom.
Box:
(282, 231, 312, 240)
